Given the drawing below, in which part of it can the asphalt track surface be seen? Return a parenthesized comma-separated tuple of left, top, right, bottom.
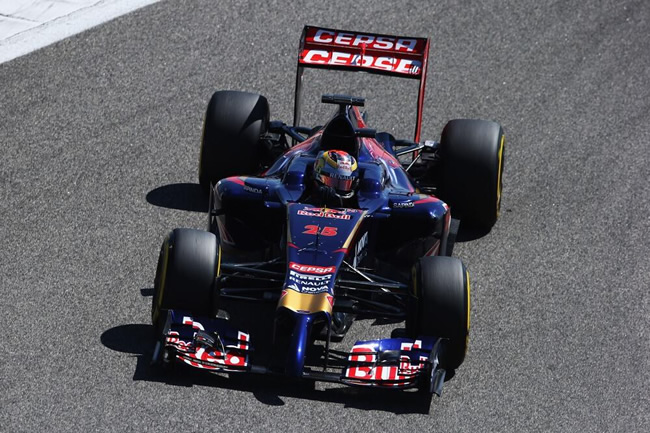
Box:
(1, 1, 649, 431)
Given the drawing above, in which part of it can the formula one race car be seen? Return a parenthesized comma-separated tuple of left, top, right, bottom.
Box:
(150, 26, 504, 396)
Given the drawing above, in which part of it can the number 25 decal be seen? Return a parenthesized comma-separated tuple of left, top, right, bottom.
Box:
(303, 225, 338, 236)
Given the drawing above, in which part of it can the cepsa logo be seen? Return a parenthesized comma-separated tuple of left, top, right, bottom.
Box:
(309, 29, 419, 53)
(289, 262, 336, 274)
(301, 29, 424, 76)
(301, 50, 421, 75)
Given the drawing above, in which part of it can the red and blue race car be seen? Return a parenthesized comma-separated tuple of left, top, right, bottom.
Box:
(150, 26, 504, 396)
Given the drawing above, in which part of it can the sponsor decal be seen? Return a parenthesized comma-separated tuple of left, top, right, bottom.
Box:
(347, 344, 377, 363)
(244, 184, 263, 194)
(289, 262, 335, 274)
(392, 201, 414, 208)
(289, 270, 331, 283)
(343, 341, 428, 386)
(288, 283, 328, 294)
(179, 349, 247, 370)
(309, 29, 419, 53)
(288, 270, 332, 293)
(299, 27, 427, 80)
(297, 207, 352, 220)
(352, 232, 368, 268)
(287, 263, 335, 294)
(166, 325, 250, 372)
(300, 49, 421, 75)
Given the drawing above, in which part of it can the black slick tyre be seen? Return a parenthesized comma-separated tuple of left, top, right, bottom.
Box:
(151, 228, 221, 332)
(408, 256, 470, 371)
(198, 90, 269, 192)
(438, 119, 505, 229)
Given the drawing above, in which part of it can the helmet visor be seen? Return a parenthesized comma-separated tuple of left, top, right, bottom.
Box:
(319, 174, 354, 192)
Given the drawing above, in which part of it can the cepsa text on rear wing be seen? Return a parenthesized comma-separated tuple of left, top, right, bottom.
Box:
(294, 26, 430, 142)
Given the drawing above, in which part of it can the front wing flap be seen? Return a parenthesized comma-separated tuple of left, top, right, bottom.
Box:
(342, 337, 440, 389)
(161, 311, 251, 372)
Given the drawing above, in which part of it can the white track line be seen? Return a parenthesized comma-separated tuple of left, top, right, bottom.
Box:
(0, 0, 160, 65)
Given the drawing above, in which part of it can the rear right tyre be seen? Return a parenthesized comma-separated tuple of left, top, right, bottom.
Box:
(199, 90, 270, 192)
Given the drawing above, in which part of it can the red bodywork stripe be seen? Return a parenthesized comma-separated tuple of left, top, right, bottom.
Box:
(413, 196, 438, 205)
(229, 176, 245, 186)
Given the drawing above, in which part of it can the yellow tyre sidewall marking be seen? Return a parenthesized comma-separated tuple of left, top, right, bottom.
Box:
(216, 244, 222, 277)
(465, 268, 471, 353)
(496, 134, 505, 218)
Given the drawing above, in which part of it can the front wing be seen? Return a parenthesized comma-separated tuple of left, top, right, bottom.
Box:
(154, 311, 447, 395)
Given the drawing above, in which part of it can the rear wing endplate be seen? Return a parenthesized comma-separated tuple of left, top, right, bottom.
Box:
(294, 25, 430, 142)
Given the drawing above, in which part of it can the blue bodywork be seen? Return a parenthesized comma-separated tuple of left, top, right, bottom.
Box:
(160, 106, 451, 393)
(212, 108, 450, 261)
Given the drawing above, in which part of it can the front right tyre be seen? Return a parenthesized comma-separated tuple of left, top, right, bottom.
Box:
(151, 228, 220, 333)
(407, 256, 470, 371)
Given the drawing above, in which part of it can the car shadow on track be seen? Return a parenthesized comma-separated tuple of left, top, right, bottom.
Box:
(146, 183, 207, 212)
(101, 310, 434, 414)
(456, 226, 491, 242)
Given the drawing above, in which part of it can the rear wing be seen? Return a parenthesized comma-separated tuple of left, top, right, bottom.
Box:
(294, 25, 430, 142)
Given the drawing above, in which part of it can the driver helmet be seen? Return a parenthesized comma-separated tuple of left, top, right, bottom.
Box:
(313, 150, 359, 199)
